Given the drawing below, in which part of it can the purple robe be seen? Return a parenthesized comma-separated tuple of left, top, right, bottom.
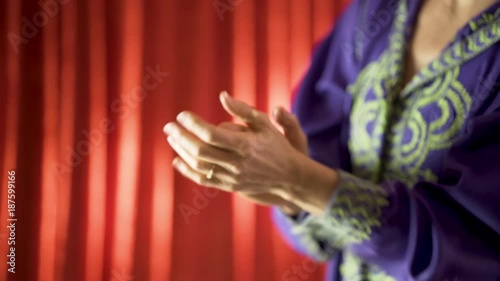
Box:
(273, 0, 500, 280)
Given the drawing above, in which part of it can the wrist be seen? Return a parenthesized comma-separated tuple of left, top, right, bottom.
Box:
(286, 153, 339, 215)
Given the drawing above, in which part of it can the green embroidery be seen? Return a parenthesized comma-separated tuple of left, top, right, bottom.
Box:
(340, 251, 364, 281)
(469, 7, 500, 32)
(337, 1, 500, 280)
(290, 1, 500, 280)
(289, 172, 389, 259)
(386, 67, 472, 186)
(310, 171, 388, 247)
(347, 0, 497, 187)
(289, 218, 335, 261)
(340, 251, 396, 281)
(403, 7, 500, 95)
(348, 0, 408, 184)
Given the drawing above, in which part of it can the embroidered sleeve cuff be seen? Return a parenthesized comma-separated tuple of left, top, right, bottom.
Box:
(274, 208, 337, 261)
(296, 170, 390, 249)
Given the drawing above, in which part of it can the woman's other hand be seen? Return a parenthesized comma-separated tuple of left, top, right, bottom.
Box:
(164, 92, 338, 215)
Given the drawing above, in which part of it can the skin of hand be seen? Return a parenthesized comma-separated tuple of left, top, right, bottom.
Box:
(217, 107, 306, 215)
(164, 92, 339, 215)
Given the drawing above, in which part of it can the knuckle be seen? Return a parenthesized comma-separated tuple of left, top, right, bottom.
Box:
(233, 160, 248, 176)
(193, 160, 204, 170)
(231, 161, 243, 174)
(233, 172, 244, 183)
(194, 145, 207, 158)
(248, 108, 259, 119)
(226, 183, 236, 191)
(226, 135, 239, 147)
(203, 130, 216, 143)
(238, 139, 254, 158)
(257, 128, 274, 143)
(237, 140, 253, 157)
(233, 169, 249, 184)
(253, 111, 264, 121)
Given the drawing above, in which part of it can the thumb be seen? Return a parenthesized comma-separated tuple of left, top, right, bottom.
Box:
(219, 91, 269, 130)
(272, 106, 308, 154)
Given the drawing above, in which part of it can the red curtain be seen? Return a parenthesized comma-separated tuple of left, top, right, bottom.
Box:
(0, 0, 349, 280)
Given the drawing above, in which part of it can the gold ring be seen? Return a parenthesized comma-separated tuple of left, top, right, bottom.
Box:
(206, 166, 215, 179)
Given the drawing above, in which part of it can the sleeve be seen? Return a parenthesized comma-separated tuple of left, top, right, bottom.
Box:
(291, 108, 500, 280)
(271, 0, 363, 260)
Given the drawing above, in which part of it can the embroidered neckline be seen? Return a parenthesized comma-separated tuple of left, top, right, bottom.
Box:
(469, 4, 500, 32)
(392, 1, 500, 97)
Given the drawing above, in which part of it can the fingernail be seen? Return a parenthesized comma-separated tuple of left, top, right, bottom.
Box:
(177, 111, 188, 123)
(163, 123, 173, 134)
(272, 107, 281, 120)
(167, 136, 174, 144)
(220, 91, 231, 103)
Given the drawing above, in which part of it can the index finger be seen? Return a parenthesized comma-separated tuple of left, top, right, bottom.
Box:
(219, 91, 269, 129)
(175, 111, 243, 151)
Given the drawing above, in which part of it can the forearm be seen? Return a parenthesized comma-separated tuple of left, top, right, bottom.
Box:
(284, 152, 340, 215)
(270, 155, 343, 261)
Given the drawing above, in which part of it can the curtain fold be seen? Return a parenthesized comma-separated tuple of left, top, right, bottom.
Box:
(0, 0, 348, 280)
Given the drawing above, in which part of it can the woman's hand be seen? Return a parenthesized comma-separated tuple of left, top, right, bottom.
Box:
(164, 92, 339, 215)
(217, 110, 307, 215)
(164, 92, 304, 198)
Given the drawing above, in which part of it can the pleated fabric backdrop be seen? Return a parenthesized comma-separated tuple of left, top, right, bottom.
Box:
(0, 0, 349, 280)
